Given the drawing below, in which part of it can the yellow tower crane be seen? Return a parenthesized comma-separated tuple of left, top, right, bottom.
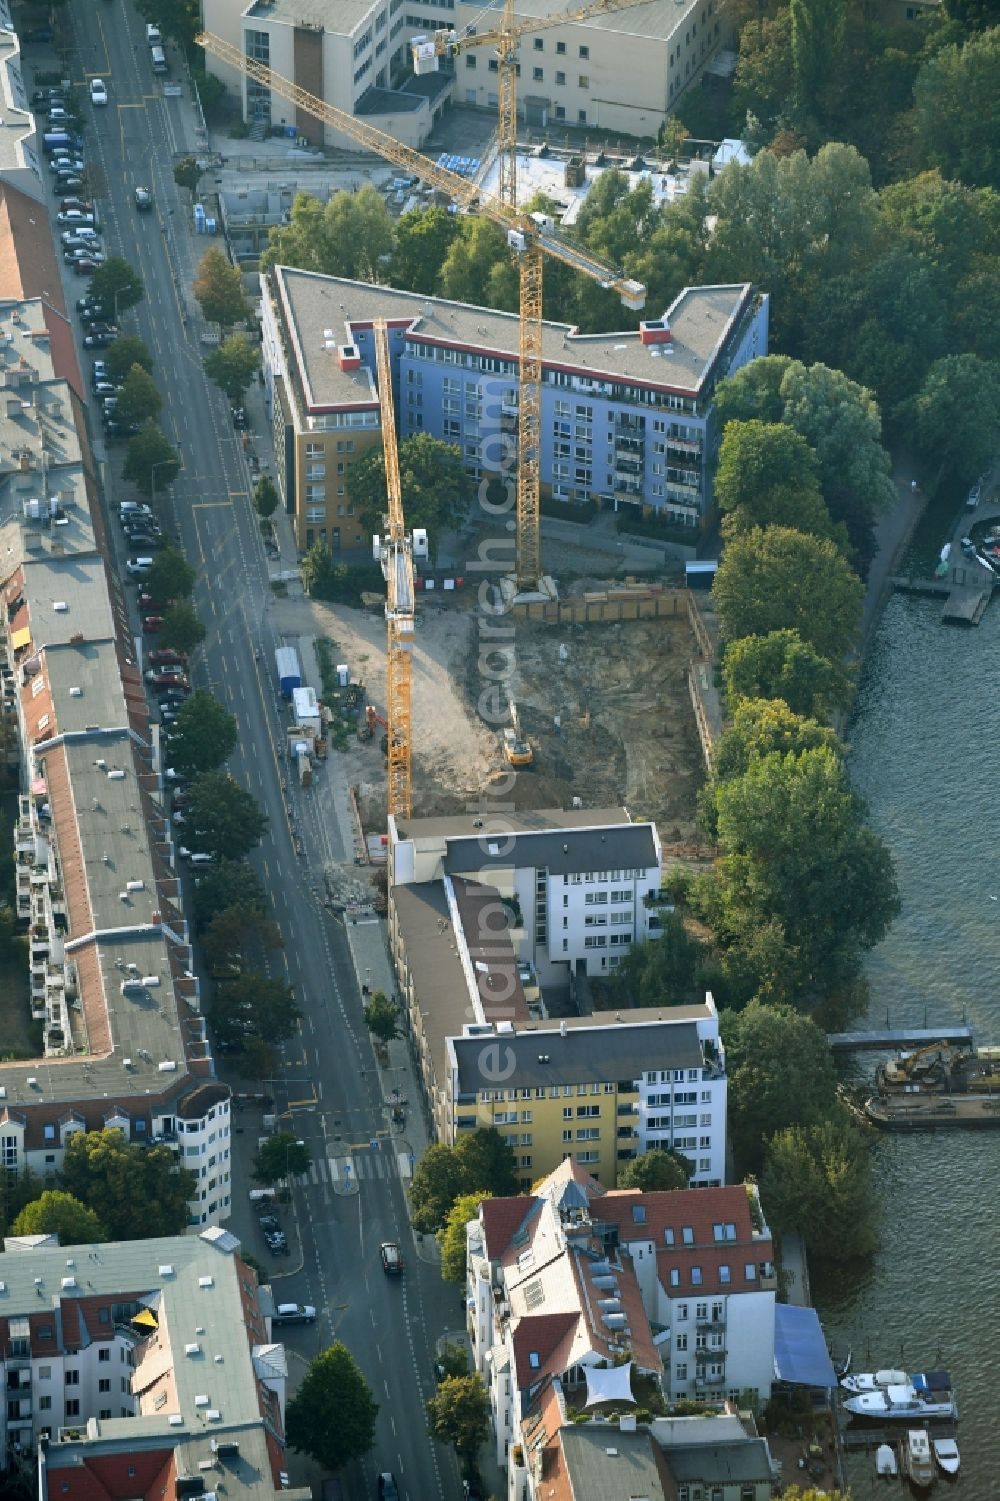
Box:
(370, 318, 415, 819)
(196, 32, 646, 590)
(412, 0, 660, 210)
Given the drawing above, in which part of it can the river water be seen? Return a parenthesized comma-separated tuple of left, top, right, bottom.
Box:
(818, 585, 1000, 1497)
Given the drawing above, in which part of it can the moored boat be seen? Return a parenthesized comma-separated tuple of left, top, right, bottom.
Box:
(842, 1367, 906, 1394)
(901, 1428, 935, 1490)
(876, 1442, 898, 1477)
(843, 1379, 956, 1422)
(933, 1437, 960, 1476)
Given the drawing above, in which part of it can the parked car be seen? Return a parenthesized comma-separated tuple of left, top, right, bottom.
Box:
(126, 532, 163, 551)
(137, 593, 173, 612)
(258, 1213, 282, 1233)
(49, 156, 85, 176)
(142, 615, 164, 633)
(93, 381, 118, 398)
(134, 186, 153, 211)
(145, 666, 188, 685)
(74, 259, 107, 276)
(32, 88, 64, 108)
(64, 201, 95, 217)
(77, 294, 106, 312)
(148, 648, 186, 666)
(91, 360, 108, 381)
(103, 418, 140, 435)
(151, 675, 190, 695)
(53, 176, 85, 193)
(232, 406, 248, 430)
(90, 78, 108, 106)
(83, 329, 114, 347)
(380, 1241, 403, 1276)
(57, 210, 97, 227)
(62, 226, 100, 244)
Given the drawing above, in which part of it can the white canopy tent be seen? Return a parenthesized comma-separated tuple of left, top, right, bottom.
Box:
(584, 1361, 635, 1407)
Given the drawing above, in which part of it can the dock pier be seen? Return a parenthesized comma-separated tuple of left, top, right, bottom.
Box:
(827, 1025, 974, 1053)
(889, 500, 1000, 624)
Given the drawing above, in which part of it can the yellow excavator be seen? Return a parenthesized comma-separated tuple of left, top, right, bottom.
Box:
(880, 1041, 957, 1089)
(503, 699, 533, 768)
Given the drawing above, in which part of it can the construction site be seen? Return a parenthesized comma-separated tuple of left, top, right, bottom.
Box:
(273, 580, 707, 840)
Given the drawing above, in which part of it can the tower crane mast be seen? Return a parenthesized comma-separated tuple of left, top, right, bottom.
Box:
(197, 32, 645, 589)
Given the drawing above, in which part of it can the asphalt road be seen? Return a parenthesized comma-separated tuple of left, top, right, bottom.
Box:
(53, 9, 460, 1498)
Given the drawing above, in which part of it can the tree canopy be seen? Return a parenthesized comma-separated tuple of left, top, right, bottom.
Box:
(286, 1342, 378, 1472)
(193, 246, 247, 328)
(347, 432, 475, 537)
(253, 474, 280, 519)
(914, 24, 1000, 188)
(426, 1374, 491, 1464)
(618, 1148, 693, 1192)
(147, 548, 196, 603)
(363, 990, 401, 1043)
(722, 630, 851, 720)
(104, 335, 153, 384)
(761, 1113, 879, 1262)
(61, 1129, 196, 1239)
(159, 601, 207, 658)
(165, 691, 237, 777)
(11, 1190, 106, 1244)
(905, 352, 1000, 482)
(600, 913, 707, 1009)
(711, 698, 843, 786)
(191, 859, 266, 931)
(183, 772, 268, 862)
(253, 1131, 311, 1184)
(261, 186, 394, 279)
(122, 420, 179, 497)
(204, 334, 260, 402)
(438, 1191, 493, 1283)
(409, 1129, 518, 1233)
(713, 526, 864, 663)
(115, 365, 162, 428)
(720, 1002, 839, 1176)
(213, 972, 301, 1053)
(88, 258, 144, 315)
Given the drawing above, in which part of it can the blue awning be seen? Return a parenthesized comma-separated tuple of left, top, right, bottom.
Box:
(773, 1303, 838, 1388)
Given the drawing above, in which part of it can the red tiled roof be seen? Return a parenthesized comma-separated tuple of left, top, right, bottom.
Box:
(42, 1445, 174, 1501)
(599, 1184, 773, 1298)
(512, 1312, 579, 1389)
(0, 180, 84, 399)
(480, 1194, 534, 1260)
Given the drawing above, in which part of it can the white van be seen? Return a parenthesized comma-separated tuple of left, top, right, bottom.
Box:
(126, 556, 155, 575)
(146, 23, 162, 44)
(150, 45, 167, 75)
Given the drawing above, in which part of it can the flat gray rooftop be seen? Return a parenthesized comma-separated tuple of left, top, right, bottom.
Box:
(559, 1425, 664, 1501)
(457, 0, 703, 43)
(275, 268, 752, 412)
(452, 1017, 704, 1095)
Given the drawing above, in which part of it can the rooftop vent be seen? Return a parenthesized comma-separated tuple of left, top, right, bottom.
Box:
(69, 686, 81, 697)
(60, 1277, 77, 1290)
(206, 1410, 221, 1422)
(194, 1394, 210, 1408)
(108, 769, 126, 781)
(198, 1276, 214, 1289)
(185, 1343, 201, 1357)
(158, 1060, 177, 1073)
(158, 1265, 174, 1278)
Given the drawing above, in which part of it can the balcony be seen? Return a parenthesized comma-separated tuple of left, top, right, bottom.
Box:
(666, 434, 702, 456)
(694, 1372, 726, 1388)
(695, 1342, 726, 1360)
(616, 1126, 636, 1140)
(696, 1313, 726, 1330)
(614, 415, 643, 435)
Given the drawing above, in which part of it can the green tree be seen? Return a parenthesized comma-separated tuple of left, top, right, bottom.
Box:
(215, 973, 301, 1051)
(348, 432, 474, 536)
(61, 1129, 196, 1239)
(184, 772, 268, 861)
(159, 601, 206, 658)
(761, 1114, 878, 1261)
(253, 474, 280, 519)
(720, 1001, 839, 1176)
(239, 1037, 280, 1082)
(391, 205, 458, 293)
(192, 859, 266, 931)
(286, 1342, 378, 1472)
(11, 1190, 106, 1244)
(711, 699, 843, 785)
(617, 1148, 692, 1192)
(115, 364, 162, 428)
(914, 25, 1000, 188)
(204, 333, 260, 402)
(602, 914, 706, 1008)
(426, 1375, 491, 1465)
(203, 902, 281, 975)
(87, 258, 144, 316)
(122, 421, 179, 497)
(438, 217, 518, 310)
(166, 689, 238, 777)
(410, 1143, 476, 1234)
(789, 0, 845, 117)
(438, 1191, 493, 1283)
(261, 186, 395, 279)
(732, 8, 794, 136)
(253, 1131, 312, 1185)
(455, 1126, 519, 1200)
(174, 156, 202, 194)
(104, 335, 154, 384)
(193, 246, 247, 329)
(147, 548, 196, 604)
(715, 420, 819, 515)
(136, 0, 199, 48)
(714, 747, 899, 1003)
(722, 630, 851, 719)
(363, 990, 401, 1044)
(904, 353, 1000, 483)
(713, 526, 863, 663)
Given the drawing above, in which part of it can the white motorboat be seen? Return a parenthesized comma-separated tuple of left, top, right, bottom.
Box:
(842, 1367, 906, 1394)
(902, 1428, 935, 1490)
(933, 1437, 960, 1476)
(875, 1442, 898, 1477)
(843, 1382, 956, 1421)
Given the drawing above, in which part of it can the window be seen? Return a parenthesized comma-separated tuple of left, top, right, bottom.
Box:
(669, 1268, 680, 1286)
(682, 1225, 694, 1244)
(744, 1262, 757, 1282)
(675, 1363, 687, 1381)
(555, 70, 565, 84)
(579, 43, 589, 57)
(690, 1266, 702, 1285)
(719, 1264, 731, 1284)
(65, 1370, 80, 1386)
(532, 66, 543, 81)
(664, 1227, 675, 1246)
(98, 1347, 110, 1362)
(578, 109, 587, 123)
(65, 1399, 80, 1418)
(38, 1395, 51, 1411)
(38, 1367, 51, 1380)
(99, 1378, 111, 1393)
(563, 1107, 573, 1119)
(675, 1333, 687, 1351)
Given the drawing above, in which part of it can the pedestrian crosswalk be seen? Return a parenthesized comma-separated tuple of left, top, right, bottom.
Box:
(297, 1151, 407, 1186)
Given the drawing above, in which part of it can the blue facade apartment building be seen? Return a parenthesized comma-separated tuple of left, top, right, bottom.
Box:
(261, 266, 769, 552)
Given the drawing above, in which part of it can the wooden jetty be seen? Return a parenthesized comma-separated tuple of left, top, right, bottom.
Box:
(889, 572, 992, 624)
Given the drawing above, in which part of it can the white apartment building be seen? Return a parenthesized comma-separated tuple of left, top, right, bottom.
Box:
(467, 1160, 777, 1484)
(390, 805, 663, 982)
(0, 1228, 304, 1501)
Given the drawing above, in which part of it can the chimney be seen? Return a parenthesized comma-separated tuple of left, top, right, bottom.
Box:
(338, 345, 361, 371)
(639, 319, 672, 346)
